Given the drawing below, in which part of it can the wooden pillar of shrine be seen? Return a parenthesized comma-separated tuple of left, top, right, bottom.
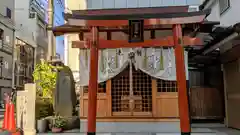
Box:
(173, 24, 191, 135)
(87, 27, 99, 135)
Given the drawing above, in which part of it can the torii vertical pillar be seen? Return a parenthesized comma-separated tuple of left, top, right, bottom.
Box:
(87, 27, 99, 135)
(173, 24, 191, 135)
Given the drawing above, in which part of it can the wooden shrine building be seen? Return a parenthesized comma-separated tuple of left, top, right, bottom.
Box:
(51, 6, 213, 135)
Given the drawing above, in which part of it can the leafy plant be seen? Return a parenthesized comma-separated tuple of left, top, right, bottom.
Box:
(38, 107, 48, 119)
(52, 116, 67, 128)
(36, 98, 54, 119)
(32, 61, 62, 101)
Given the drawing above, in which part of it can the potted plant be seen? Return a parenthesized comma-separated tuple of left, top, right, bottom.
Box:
(51, 116, 67, 133)
(36, 99, 48, 133)
(37, 118, 48, 133)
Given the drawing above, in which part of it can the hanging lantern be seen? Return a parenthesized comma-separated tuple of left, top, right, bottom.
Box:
(128, 20, 144, 43)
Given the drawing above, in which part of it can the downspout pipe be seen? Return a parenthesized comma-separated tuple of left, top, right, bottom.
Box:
(11, 27, 16, 91)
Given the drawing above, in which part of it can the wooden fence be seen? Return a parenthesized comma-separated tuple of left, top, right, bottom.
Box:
(190, 87, 224, 120)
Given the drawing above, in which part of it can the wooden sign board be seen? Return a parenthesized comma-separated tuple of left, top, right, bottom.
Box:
(128, 20, 144, 43)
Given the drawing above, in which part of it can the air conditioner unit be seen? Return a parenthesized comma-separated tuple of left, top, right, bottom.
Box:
(29, 12, 36, 19)
(188, 6, 199, 12)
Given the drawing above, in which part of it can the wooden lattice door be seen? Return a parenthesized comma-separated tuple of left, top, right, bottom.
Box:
(111, 65, 152, 116)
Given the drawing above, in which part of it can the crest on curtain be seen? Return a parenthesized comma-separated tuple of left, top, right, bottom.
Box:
(100, 49, 124, 74)
(142, 48, 165, 74)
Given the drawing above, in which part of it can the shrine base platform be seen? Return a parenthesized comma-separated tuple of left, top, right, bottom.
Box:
(37, 123, 240, 135)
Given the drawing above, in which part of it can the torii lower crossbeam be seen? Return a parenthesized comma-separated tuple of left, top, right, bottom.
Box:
(72, 36, 202, 49)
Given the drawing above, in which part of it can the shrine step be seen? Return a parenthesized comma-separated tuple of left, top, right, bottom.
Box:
(80, 121, 181, 133)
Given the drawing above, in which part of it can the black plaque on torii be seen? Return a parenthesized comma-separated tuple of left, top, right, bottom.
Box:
(128, 20, 144, 43)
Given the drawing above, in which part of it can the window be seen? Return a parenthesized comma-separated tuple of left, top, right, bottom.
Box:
(15, 38, 34, 89)
(0, 29, 3, 40)
(188, 6, 199, 12)
(83, 82, 106, 93)
(29, 12, 36, 18)
(157, 79, 178, 92)
(219, 0, 230, 14)
(0, 57, 3, 77)
(6, 8, 11, 19)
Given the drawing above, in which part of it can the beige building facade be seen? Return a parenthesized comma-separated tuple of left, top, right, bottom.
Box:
(64, 0, 87, 83)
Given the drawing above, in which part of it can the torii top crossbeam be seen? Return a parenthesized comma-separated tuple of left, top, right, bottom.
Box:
(51, 5, 211, 135)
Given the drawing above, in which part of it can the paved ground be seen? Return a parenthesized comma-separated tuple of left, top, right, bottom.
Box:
(38, 133, 219, 135)
(37, 123, 240, 135)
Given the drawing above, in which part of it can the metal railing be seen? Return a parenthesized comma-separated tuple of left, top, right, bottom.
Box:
(0, 41, 13, 54)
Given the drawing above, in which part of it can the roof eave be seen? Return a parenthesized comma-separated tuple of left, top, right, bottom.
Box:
(200, 23, 240, 53)
(64, 9, 210, 21)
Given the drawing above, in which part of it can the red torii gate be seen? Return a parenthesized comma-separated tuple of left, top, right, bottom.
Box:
(52, 6, 210, 135)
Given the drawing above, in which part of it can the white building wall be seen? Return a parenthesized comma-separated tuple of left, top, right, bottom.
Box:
(15, 0, 40, 43)
(0, 0, 15, 99)
(202, 0, 240, 53)
(0, 0, 15, 18)
(203, 0, 220, 22)
(203, 0, 240, 27)
(64, 0, 87, 83)
(15, 0, 48, 62)
(16, 0, 41, 33)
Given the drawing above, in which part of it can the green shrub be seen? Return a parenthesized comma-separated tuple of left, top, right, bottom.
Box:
(36, 98, 54, 119)
(33, 61, 62, 102)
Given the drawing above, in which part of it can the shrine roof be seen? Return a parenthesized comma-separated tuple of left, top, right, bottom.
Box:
(68, 6, 189, 16)
(51, 6, 211, 36)
(64, 8, 210, 22)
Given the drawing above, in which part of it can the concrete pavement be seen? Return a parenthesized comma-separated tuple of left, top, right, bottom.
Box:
(37, 123, 240, 135)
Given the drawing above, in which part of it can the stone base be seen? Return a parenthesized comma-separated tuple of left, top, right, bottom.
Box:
(80, 121, 180, 133)
(23, 129, 36, 135)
